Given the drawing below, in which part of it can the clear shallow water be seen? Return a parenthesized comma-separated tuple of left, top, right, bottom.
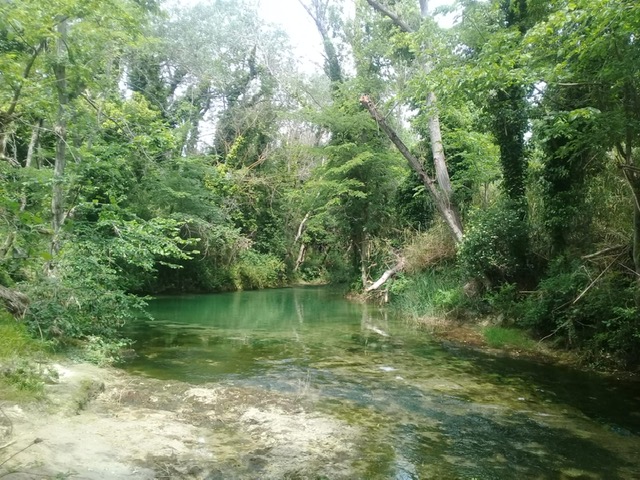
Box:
(123, 287, 640, 479)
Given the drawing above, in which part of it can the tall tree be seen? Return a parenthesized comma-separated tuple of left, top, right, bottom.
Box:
(527, 0, 640, 280)
(362, 0, 464, 242)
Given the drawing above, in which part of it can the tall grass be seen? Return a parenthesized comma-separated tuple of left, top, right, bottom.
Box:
(0, 309, 50, 400)
(390, 266, 464, 320)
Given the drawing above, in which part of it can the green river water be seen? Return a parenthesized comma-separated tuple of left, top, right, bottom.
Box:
(123, 286, 640, 479)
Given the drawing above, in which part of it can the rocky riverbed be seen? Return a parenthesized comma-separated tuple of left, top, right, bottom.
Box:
(0, 362, 359, 479)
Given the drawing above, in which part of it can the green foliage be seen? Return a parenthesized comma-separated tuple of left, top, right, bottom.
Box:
(230, 250, 285, 290)
(518, 259, 589, 337)
(390, 266, 467, 320)
(1, 0, 640, 373)
(484, 282, 524, 321)
(458, 203, 530, 283)
(395, 172, 436, 230)
(19, 206, 191, 342)
(0, 308, 50, 399)
(1, 360, 46, 397)
(73, 336, 132, 367)
(0, 309, 47, 359)
(23, 273, 147, 343)
(518, 259, 640, 367)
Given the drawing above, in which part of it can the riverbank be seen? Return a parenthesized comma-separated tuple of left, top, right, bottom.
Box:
(3, 285, 640, 479)
(416, 315, 640, 380)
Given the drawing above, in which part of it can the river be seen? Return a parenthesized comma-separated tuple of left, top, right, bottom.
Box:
(122, 286, 640, 479)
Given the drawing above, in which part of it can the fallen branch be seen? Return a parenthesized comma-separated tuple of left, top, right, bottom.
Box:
(582, 245, 627, 260)
(365, 258, 405, 292)
(0, 438, 43, 469)
(0, 286, 28, 318)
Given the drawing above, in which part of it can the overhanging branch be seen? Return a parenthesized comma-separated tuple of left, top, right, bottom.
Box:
(364, 0, 414, 33)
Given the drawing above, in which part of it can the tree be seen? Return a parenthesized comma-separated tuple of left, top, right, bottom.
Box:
(527, 0, 640, 279)
(361, 0, 464, 243)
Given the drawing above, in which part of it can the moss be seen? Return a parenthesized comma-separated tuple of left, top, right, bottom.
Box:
(483, 326, 536, 350)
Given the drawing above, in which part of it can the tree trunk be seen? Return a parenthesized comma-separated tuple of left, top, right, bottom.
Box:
(299, 0, 343, 84)
(0, 286, 29, 318)
(294, 243, 307, 272)
(363, 0, 463, 241)
(360, 236, 370, 289)
(365, 258, 405, 292)
(25, 119, 43, 168)
(427, 92, 454, 205)
(360, 95, 464, 242)
(294, 212, 311, 244)
(0, 41, 45, 161)
(50, 19, 69, 258)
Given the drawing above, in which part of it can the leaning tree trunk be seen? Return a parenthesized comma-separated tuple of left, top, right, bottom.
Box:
(360, 96, 463, 242)
(363, 0, 463, 242)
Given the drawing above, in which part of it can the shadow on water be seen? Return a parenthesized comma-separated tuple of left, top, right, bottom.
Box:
(123, 287, 640, 479)
(429, 343, 640, 437)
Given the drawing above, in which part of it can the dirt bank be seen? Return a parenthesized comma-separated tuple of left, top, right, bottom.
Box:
(414, 316, 640, 381)
(0, 363, 359, 479)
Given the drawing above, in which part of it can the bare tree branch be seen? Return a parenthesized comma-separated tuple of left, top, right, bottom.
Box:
(364, 0, 413, 33)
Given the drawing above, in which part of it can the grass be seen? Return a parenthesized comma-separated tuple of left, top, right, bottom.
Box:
(482, 326, 537, 350)
(0, 309, 51, 401)
(391, 265, 466, 320)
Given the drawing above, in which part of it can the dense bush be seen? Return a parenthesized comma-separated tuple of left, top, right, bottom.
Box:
(230, 250, 285, 290)
(517, 259, 640, 368)
(0, 308, 51, 399)
(23, 273, 147, 344)
(458, 203, 530, 284)
(390, 265, 469, 320)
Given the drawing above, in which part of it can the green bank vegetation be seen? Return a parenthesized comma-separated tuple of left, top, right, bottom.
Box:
(0, 309, 51, 400)
(0, 0, 639, 370)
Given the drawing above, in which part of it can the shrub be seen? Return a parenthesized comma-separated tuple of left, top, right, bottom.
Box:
(520, 258, 640, 367)
(23, 274, 147, 343)
(230, 250, 285, 290)
(0, 308, 51, 399)
(390, 266, 468, 319)
(485, 282, 526, 323)
(70, 336, 132, 366)
(519, 259, 588, 339)
(458, 203, 529, 283)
